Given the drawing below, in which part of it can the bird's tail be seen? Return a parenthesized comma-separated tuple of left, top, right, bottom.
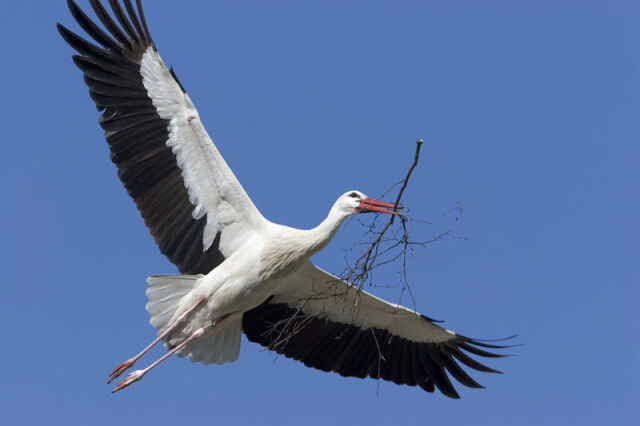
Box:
(145, 274, 242, 365)
(145, 274, 202, 334)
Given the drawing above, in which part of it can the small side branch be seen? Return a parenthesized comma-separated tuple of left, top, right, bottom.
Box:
(341, 139, 465, 310)
(343, 140, 423, 292)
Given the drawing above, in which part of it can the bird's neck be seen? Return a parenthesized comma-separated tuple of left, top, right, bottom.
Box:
(302, 208, 350, 258)
(260, 209, 349, 280)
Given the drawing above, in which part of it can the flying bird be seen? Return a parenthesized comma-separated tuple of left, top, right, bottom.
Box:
(58, 0, 508, 397)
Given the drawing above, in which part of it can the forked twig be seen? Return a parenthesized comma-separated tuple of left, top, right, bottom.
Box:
(343, 139, 423, 292)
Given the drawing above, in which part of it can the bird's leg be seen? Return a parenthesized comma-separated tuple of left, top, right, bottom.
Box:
(108, 296, 207, 383)
(111, 325, 207, 393)
(212, 313, 230, 327)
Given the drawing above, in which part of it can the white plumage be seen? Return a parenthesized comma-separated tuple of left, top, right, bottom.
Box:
(58, 0, 508, 398)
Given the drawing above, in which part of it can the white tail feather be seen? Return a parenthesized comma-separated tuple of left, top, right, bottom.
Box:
(146, 275, 202, 335)
(145, 274, 242, 365)
(180, 316, 242, 365)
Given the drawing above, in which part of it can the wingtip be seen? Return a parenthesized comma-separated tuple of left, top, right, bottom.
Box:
(67, 0, 81, 15)
(445, 389, 461, 399)
(56, 22, 74, 43)
(472, 333, 519, 342)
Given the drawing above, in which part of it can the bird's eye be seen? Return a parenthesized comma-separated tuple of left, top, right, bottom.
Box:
(348, 192, 359, 198)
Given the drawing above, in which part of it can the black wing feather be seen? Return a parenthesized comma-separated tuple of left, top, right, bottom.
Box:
(59, 0, 223, 274)
(90, 0, 133, 47)
(69, 0, 121, 51)
(106, 0, 139, 45)
(243, 302, 506, 399)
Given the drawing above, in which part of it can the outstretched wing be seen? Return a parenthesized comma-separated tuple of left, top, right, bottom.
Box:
(243, 262, 508, 398)
(58, 0, 266, 274)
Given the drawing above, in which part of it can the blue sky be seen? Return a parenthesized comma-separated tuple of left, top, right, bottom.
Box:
(1, 0, 638, 424)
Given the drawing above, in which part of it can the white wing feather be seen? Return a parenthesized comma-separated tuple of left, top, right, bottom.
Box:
(272, 262, 457, 344)
(140, 47, 265, 253)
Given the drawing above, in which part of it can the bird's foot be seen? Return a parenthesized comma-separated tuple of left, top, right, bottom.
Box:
(106, 296, 207, 387)
(110, 327, 207, 393)
(108, 358, 136, 383)
(112, 369, 146, 393)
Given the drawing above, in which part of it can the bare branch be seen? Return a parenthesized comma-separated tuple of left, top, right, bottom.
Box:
(264, 139, 468, 391)
(342, 140, 423, 292)
(340, 140, 466, 310)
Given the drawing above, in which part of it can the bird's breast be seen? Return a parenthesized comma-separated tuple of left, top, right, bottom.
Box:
(259, 243, 310, 280)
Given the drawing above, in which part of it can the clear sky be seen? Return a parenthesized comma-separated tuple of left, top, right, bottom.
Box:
(1, 0, 638, 425)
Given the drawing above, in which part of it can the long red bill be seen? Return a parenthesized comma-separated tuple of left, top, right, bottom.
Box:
(358, 198, 401, 215)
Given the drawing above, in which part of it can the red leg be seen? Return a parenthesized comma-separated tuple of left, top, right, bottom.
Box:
(112, 326, 207, 393)
(108, 296, 206, 383)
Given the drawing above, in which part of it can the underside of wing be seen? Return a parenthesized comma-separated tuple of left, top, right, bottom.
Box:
(243, 263, 509, 398)
(58, 0, 264, 275)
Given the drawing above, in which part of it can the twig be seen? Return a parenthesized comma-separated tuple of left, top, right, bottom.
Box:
(265, 140, 468, 393)
(344, 139, 423, 292)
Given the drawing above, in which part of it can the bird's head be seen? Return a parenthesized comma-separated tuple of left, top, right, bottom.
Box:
(334, 190, 400, 216)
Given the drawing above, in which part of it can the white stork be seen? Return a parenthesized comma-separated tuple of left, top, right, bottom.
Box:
(58, 0, 508, 397)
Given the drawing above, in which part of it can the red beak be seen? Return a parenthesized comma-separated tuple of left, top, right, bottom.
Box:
(358, 198, 401, 215)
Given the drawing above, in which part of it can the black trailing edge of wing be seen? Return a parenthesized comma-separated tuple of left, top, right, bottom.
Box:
(243, 302, 510, 399)
(58, 0, 222, 274)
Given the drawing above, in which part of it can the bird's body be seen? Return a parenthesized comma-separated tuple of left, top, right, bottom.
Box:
(157, 192, 378, 356)
(58, 0, 509, 398)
